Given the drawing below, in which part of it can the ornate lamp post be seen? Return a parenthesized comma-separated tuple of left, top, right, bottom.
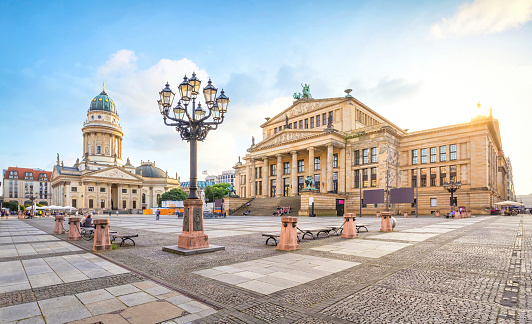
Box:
(443, 180, 462, 210)
(158, 73, 229, 254)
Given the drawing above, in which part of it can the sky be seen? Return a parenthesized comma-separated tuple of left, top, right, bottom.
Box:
(1, 0, 531, 194)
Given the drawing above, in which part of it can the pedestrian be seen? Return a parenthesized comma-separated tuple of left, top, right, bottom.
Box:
(156, 209, 160, 220)
(116, 210, 119, 216)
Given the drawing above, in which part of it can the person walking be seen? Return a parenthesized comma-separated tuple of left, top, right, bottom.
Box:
(156, 209, 160, 220)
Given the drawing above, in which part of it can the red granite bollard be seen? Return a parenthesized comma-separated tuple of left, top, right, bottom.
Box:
(467, 211, 472, 218)
(277, 216, 299, 251)
(380, 212, 393, 232)
(435, 211, 440, 217)
(18, 213, 23, 220)
(67, 217, 81, 241)
(376, 211, 381, 218)
(403, 211, 408, 218)
(92, 219, 112, 252)
(54, 215, 65, 234)
(341, 213, 357, 238)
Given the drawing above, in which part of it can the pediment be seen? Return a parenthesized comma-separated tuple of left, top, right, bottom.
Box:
(87, 167, 141, 181)
(263, 98, 345, 127)
(249, 130, 325, 151)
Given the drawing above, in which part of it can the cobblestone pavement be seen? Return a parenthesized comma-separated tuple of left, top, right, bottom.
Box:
(17, 214, 532, 323)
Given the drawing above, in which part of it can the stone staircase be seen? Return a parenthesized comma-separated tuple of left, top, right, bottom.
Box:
(230, 196, 301, 216)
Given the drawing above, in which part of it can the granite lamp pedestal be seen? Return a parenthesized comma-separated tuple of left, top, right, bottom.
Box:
(92, 219, 112, 252)
(163, 198, 224, 256)
(277, 216, 299, 251)
(54, 216, 65, 234)
(380, 212, 393, 232)
(67, 217, 81, 241)
(341, 213, 357, 238)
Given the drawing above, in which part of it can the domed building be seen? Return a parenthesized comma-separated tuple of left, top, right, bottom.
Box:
(51, 84, 181, 212)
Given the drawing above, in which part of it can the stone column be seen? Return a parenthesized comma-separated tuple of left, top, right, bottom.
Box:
(96, 182, 100, 211)
(250, 158, 256, 197)
(276, 154, 282, 197)
(291, 151, 298, 196)
(321, 151, 327, 193)
(149, 187, 153, 209)
(327, 144, 334, 192)
(308, 147, 315, 175)
(263, 157, 269, 197)
(118, 184, 123, 210)
(245, 163, 250, 198)
(108, 184, 112, 210)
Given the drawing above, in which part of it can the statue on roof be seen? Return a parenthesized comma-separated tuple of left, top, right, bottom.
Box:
(251, 136, 255, 146)
(285, 115, 289, 129)
(56, 153, 60, 165)
(293, 83, 312, 100)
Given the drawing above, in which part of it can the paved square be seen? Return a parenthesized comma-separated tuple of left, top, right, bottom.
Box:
(311, 239, 413, 258)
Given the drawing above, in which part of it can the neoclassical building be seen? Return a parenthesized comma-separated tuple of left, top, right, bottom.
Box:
(51, 84, 181, 212)
(233, 90, 513, 215)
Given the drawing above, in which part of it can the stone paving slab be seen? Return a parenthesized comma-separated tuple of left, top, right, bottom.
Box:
(312, 239, 413, 258)
(366, 232, 440, 242)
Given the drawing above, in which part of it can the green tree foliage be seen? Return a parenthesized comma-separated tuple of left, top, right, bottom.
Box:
(158, 188, 188, 207)
(2, 201, 21, 211)
(204, 183, 231, 202)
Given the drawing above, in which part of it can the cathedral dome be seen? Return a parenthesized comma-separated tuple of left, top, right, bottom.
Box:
(89, 83, 117, 114)
(135, 162, 167, 178)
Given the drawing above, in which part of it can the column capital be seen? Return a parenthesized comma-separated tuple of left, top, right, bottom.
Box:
(307, 147, 315, 152)
(290, 150, 297, 155)
(326, 143, 334, 148)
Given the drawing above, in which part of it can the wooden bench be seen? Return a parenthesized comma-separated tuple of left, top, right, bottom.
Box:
(297, 227, 331, 240)
(111, 233, 138, 246)
(356, 224, 369, 233)
(262, 233, 301, 246)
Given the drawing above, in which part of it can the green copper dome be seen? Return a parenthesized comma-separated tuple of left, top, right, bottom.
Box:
(89, 83, 117, 114)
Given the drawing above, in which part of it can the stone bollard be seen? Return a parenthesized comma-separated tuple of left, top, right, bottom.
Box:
(53, 216, 65, 234)
(376, 211, 381, 218)
(341, 213, 357, 238)
(277, 216, 299, 251)
(403, 212, 408, 218)
(435, 211, 440, 217)
(380, 212, 393, 232)
(467, 211, 472, 218)
(92, 219, 112, 252)
(67, 217, 82, 241)
(18, 213, 23, 219)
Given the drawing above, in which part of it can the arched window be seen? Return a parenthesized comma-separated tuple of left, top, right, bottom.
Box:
(142, 193, 146, 204)
(156, 194, 161, 204)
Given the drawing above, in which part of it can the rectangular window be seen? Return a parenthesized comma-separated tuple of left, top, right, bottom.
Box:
(132, 201, 136, 209)
(411, 169, 417, 187)
(316, 115, 320, 127)
(299, 120, 303, 129)
(430, 167, 437, 186)
(270, 164, 276, 176)
(132, 189, 137, 194)
(412, 149, 418, 165)
(450, 165, 457, 182)
(430, 198, 437, 207)
(310, 117, 314, 128)
(323, 113, 328, 127)
(304, 118, 309, 129)
(72, 199, 77, 208)
(354, 170, 360, 188)
(97, 146, 101, 154)
(371, 147, 377, 163)
(371, 167, 377, 187)
(440, 146, 447, 162)
(314, 157, 320, 170)
(283, 162, 290, 174)
(122, 200, 127, 209)
(450, 144, 457, 160)
(293, 122, 297, 129)
(101, 200, 105, 208)
(100, 187, 105, 192)
(363, 149, 369, 164)
(420, 168, 427, 187)
(440, 166, 447, 185)
(333, 153, 338, 168)
(274, 128, 277, 134)
(430, 147, 437, 163)
(288, 123, 292, 129)
(89, 199, 94, 209)
(297, 159, 304, 173)
(362, 169, 369, 188)
(421, 148, 427, 164)
(71, 187, 77, 192)
(314, 174, 320, 191)
(354, 150, 360, 166)
(122, 189, 127, 194)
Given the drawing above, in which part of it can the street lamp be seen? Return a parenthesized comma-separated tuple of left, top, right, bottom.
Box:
(443, 180, 462, 210)
(158, 72, 229, 253)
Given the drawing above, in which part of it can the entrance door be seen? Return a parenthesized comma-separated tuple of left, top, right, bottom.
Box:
(298, 176, 304, 193)
(336, 199, 344, 216)
(111, 184, 118, 210)
(283, 178, 290, 196)
(270, 179, 276, 197)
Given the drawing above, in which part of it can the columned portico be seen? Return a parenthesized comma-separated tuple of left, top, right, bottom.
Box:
(291, 151, 298, 196)
(327, 144, 334, 192)
(250, 158, 256, 197)
(276, 154, 282, 197)
(308, 147, 315, 175)
(263, 157, 269, 197)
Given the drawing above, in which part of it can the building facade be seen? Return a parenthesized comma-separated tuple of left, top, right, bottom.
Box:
(233, 92, 511, 215)
(204, 170, 235, 186)
(51, 84, 181, 211)
(2, 167, 52, 206)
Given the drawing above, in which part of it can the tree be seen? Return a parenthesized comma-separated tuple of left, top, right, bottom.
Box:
(204, 183, 231, 202)
(158, 188, 188, 207)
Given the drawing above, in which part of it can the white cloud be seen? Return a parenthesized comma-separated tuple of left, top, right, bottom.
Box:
(430, 0, 532, 38)
(97, 49, 137, 76)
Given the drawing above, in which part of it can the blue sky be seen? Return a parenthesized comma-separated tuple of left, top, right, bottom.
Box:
(1, 0, 531, 194)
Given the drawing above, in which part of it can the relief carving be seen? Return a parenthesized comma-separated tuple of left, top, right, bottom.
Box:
(268, 100, 342, 124)
(183, 208, 189, 230)
(193, 208, 202, 231)
(92, 168, 138, 180)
